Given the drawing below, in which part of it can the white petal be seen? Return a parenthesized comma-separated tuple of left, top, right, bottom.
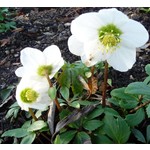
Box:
(21, 47, 45, 67)
(15, 67, 25, 77)
(98, 8, 129, 26)
(81, 39, 105, 67)
(120, 19, 149, 48)
(71, 12, 104, 42)
(68, 35, 84, 56)
(43, 45, 62, 65)
(16, 77, 50, 111)
(107, 46, 136, 72)
(49, 58, 64, 79)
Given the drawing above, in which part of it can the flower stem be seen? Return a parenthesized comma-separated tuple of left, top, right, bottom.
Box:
(45, 73, 61, 112)
(102, 61, 108, 107)
(29, 108, 38, 121)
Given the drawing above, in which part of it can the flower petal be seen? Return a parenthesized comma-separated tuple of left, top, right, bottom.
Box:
(68, 35, 84, 56)
(120, 19, 149, 48)
(81, 39, 105, 67)
(21, 47, 45, 67)
(49, 58, 64, 79)
(15, 67, 25, 77)
(71, 12, 104, 42)
(43, 45, 62, 65)
(98, 8, 129, 26)
(107, 46, 136, 72)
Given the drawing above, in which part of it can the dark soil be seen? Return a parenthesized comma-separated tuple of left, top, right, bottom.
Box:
(0, 7, 150, 143)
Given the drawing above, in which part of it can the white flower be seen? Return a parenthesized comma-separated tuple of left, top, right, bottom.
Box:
(15, 45, 64, 79)
(68, 8, 149, 72)
(16, 77, 51, 111)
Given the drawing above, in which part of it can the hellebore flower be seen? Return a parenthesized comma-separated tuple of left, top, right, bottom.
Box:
(68, 8, 149, 72)
(15, 45, 64, 79)
(16, 77, 51, 111)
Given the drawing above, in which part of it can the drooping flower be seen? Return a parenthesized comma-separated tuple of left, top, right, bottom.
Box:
(68, 8, 149, 72)
(16, 77, 51, 111)
(15, 45, 64, 79)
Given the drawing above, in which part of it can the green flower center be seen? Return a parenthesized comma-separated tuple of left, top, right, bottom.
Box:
(98, 24, 122, 52)
(20, 88, 39, 103)
(37, 65, 53, 76)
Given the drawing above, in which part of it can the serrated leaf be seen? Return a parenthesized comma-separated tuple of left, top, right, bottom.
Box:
(20, 133, 36, 144)
(60, 86, 69, 100)
(2, 128, 29, 138)
(132, 128, 146, 143)
(125, 108, 145, 127)
(74, 132, 91, 144)
(125, 82, 150, 96)
(83, 120, 103, 131)
(146, 104, 150, 118)
(103, 115, 131, 144)
(92, 135, 113, 144)
(59, 130, 77, 144)
(27, 120, 47, 132)
(58, 68, 71, 88)
(87, 106, 104, 119)
(104, 107, 120, 117)
(71, 69, 83, 95)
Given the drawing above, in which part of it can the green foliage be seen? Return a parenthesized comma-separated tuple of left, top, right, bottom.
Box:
(103, 114, 131, 144)
(125, 108, 145, 127)
(132, 125, 150, 143)
(0, 8, 16, 32)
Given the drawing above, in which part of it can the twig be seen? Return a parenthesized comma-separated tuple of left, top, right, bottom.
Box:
(129, 100, 150, 113)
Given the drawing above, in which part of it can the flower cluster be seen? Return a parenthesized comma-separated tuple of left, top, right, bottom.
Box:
(15, 8, 149, 111)
(15, 45, 64, 111)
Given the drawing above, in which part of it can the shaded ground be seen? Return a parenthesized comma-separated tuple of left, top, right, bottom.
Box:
(0, 7, 150, 143)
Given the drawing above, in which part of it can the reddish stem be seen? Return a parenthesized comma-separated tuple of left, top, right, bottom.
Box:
(102, 61, 108, 107)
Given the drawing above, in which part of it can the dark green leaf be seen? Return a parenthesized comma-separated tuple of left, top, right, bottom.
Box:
(2, 128, 29, 138)
(87, 106, 104, 119)
(146, 104, 150, 118)
(125, 108, 145, 127)
(27, 120, 47, 132)
(111, 87, 137, 100)
(0, 86, 14, 101)
(83, 120, 103, 131)
(22, 121, 31, 129)
(144, 76, 150, 84)
(92, 135, 113, 144)
(103, 115, 131, 143)
(59, 130, 77, 144)
(146, 125, 150, 143)
(71, 69, 83, 94)
(104, 107, 120, 117)
(125, 82, 150, 96)
(20, 133, 36, 144)
(60, 86, 69, 100)
(74, 132, 91, 144)
(58, 68, 71, 88)
(132, 128, 146, 143)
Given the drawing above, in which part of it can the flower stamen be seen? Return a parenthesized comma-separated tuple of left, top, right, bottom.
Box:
(20, 88, 39, 103)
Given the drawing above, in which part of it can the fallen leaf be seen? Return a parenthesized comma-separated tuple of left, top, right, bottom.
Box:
(88, 76, 98, 94)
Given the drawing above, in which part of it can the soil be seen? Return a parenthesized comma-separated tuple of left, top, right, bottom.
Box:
(0, 7, 150, 143)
